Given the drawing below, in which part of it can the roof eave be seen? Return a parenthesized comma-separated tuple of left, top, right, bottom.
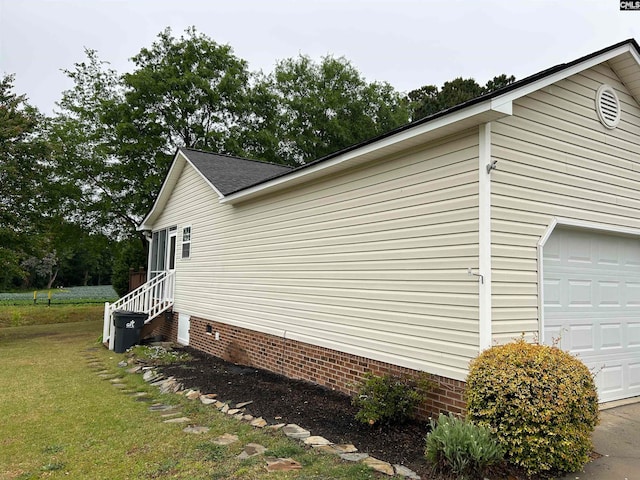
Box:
(221, 39, 640, 206)
(220, 98, 512, 205)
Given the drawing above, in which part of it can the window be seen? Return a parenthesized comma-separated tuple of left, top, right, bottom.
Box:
(181, 226, 191, 259)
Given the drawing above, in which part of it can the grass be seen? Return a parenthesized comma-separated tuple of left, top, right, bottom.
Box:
(0, 317, 382, 479)
(0, 285, 114, 328)
(0, 304, 105, 328)
(0, 285, 117, 306)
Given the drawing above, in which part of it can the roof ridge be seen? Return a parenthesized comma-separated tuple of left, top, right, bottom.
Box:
(180, 147, 294, 170)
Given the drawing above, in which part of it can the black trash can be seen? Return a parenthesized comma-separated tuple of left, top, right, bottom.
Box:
(113, 311, 147, 353)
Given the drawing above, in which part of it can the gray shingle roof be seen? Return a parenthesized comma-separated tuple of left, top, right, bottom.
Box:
(181, 148, 293, 196)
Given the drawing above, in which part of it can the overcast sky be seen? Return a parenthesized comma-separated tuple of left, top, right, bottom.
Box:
(1, 0, 638, 114)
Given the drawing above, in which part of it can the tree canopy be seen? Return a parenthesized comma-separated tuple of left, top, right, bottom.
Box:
(408, 74, 516, 121)
(1, 26, 515, 291)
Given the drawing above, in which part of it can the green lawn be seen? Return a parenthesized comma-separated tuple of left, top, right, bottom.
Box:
(0, 318, 380, 479)
(0, 285, 118, 306)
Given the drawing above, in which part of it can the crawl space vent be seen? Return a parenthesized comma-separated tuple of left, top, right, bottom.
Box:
(595, 84, 621, 129)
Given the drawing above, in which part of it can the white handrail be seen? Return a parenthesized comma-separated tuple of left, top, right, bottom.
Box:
(103, 270, 175, 350)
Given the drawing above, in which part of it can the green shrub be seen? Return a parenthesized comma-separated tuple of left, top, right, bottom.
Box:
(352, 372, 431, 426)
(425, 413, 504, 479)
(466, 338, 599, 476)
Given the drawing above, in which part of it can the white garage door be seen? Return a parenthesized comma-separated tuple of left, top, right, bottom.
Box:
(543, 228, 640, 402)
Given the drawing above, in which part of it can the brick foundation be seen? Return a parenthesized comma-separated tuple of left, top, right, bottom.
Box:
(149, 312, 467, 418)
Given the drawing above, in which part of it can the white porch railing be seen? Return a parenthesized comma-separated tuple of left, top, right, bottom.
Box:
(103, 270, 176, 350)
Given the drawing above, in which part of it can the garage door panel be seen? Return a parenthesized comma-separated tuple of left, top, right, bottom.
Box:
(627, 283, 640, 305)
(599, 281, 621, 306)
(601, 323, 623, 349)
(544, 228, 640, 402)
(630, 323, 640, 346)
(598, 364, 624, 396)
(568, 324, 595, 352)
(568, 280, 593, 306)
(629, 363, 640, 390)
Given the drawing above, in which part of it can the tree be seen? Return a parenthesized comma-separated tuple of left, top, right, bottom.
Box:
(109, 27, 255, 219)
(263, 55, 410, 165)
(0, 75, 52, 289)
(408, 74, 516, 121)
(52, 29, 257, 240)
(49, 49, 135, 237)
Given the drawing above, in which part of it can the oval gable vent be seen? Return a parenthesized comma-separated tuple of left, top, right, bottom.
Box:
(596, 84, 621, 129)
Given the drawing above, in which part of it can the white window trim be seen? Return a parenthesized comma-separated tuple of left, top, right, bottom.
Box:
(181, 225, 192, 260)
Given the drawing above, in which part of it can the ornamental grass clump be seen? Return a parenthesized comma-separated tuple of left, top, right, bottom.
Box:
(425, 413, 504, 480)
(466, 338, 599, 476)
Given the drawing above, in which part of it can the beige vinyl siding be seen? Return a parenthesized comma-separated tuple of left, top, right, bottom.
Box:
(491, 62, 640, 342)
(152, 130, 480, 380)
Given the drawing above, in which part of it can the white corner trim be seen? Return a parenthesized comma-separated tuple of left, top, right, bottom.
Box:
(478, 123, 492, 351)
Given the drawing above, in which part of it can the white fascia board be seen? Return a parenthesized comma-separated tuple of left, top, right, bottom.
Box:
(492, 44, 634, 106)
(221, 99, 512, 205)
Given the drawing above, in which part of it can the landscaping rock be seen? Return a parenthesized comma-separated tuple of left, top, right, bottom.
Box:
(143, 370, 162, 382)
(127, 365, 142, 374)
(183, 426, 210, 434)
(118, 360, 128, 367)
(163, 417, 191, 424)
(235, 401, 253, 409)
(282, 424, 310, 439)
(212, 433, 239, 446)
(250, 417, 267, 428)
(314, 443, 358, 454)
(333, 444, 358, 453)
(303, 436, 332, 446)
(185, 390, 201, 400)
(220, 403, 229, 413)
(241, 414, 254, 422)
(159, 377, 182, 394)
(394, 464, 421, 479)
(200, 396, 217, 405)
(264, 457, 302, 472)
(149, 404, 177, 412)
(227, 408, 241, 416)
(363, 457, 394, 476)
(237, 443, 267, 459)
(339, 452, 369, 462)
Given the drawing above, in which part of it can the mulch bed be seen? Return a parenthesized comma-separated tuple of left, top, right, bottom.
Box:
(159, 347, 533, 479)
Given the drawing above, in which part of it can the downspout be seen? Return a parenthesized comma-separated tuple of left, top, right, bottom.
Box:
(478, 123, 493, 351)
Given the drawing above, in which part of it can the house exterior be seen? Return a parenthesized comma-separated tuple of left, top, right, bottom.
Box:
(106, 39, 640, 415)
